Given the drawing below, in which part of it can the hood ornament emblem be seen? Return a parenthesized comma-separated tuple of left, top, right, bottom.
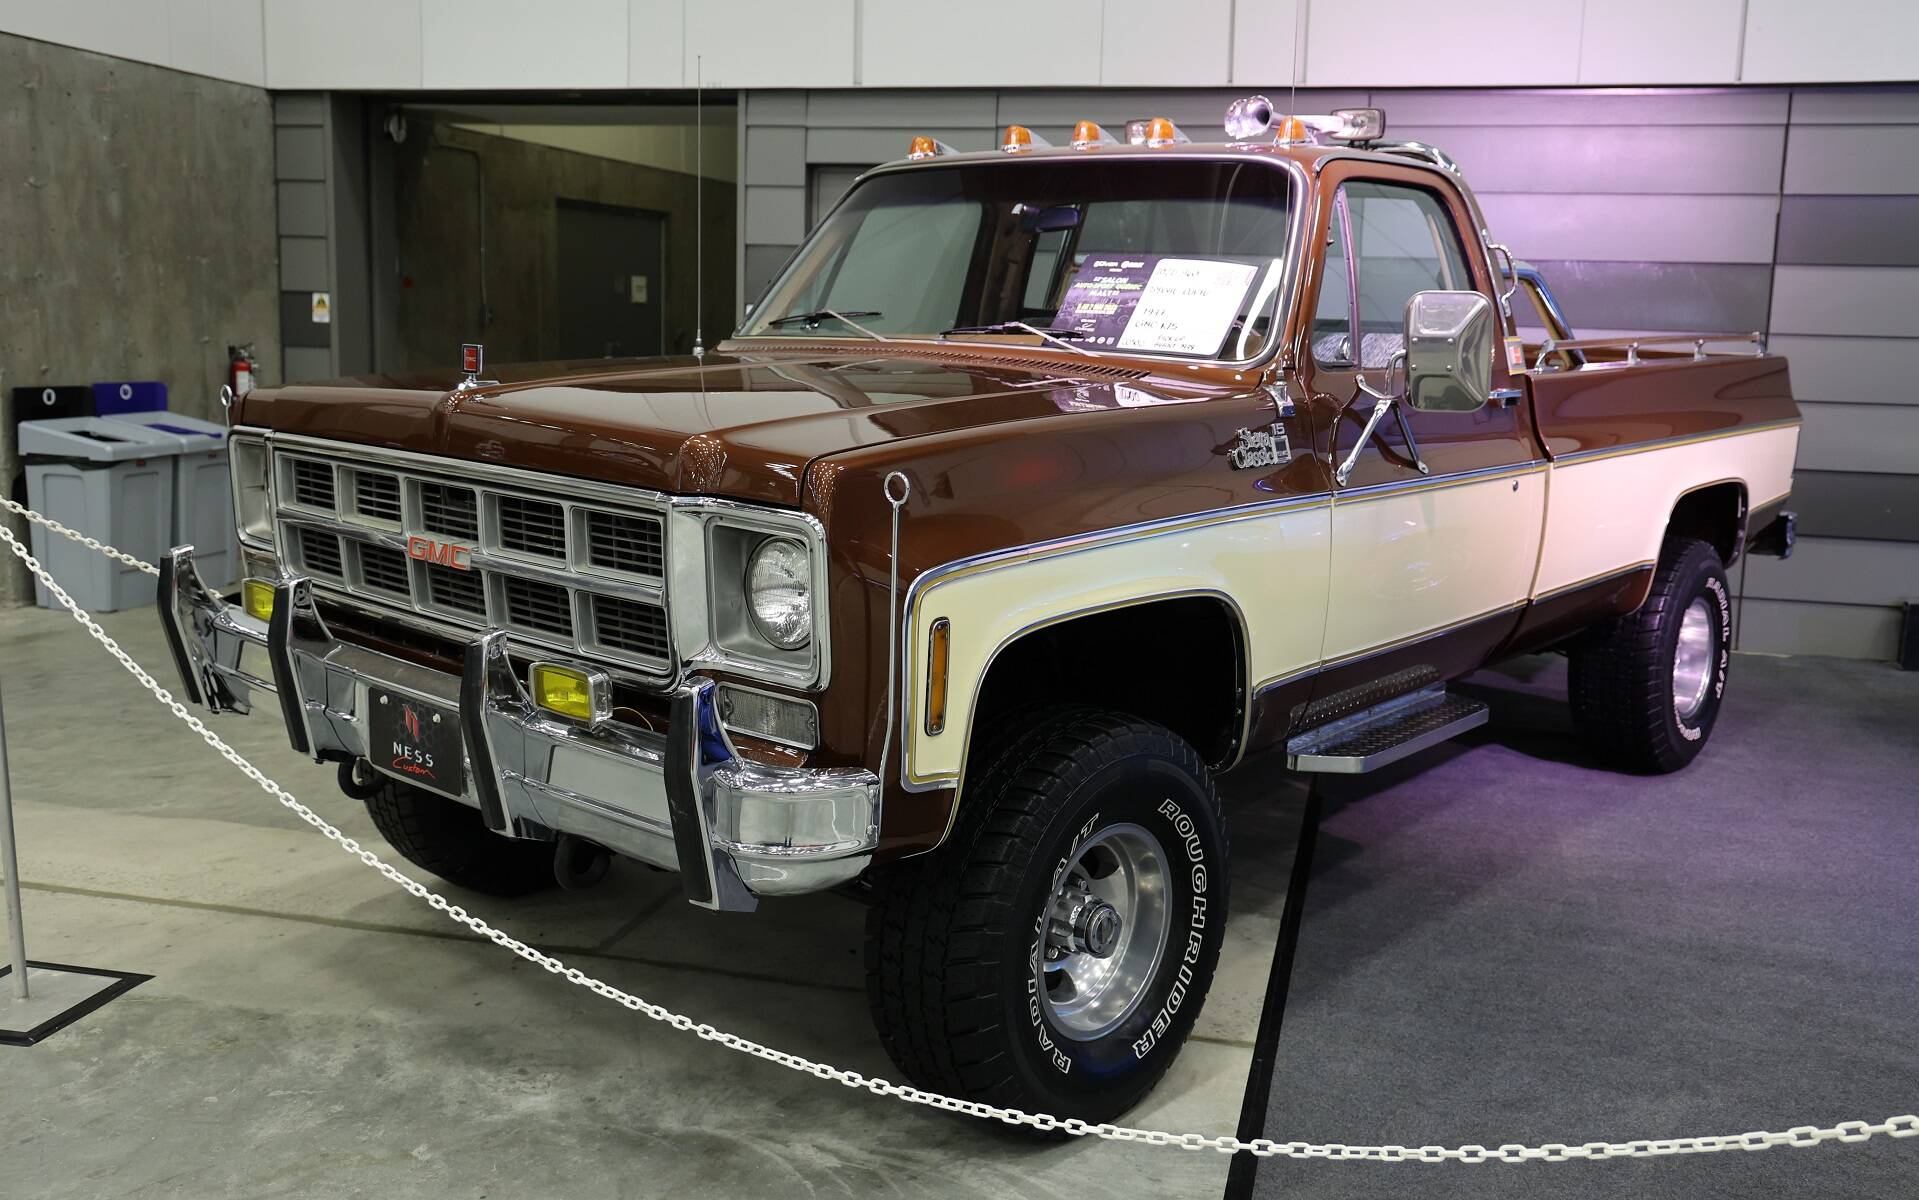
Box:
(1229, 423, 1292, 470)
(453, 342, 497, 393)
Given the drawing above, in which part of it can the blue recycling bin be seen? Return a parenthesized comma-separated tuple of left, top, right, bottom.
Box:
(102, 411, 236, 587)
(91, 380, 167, 416)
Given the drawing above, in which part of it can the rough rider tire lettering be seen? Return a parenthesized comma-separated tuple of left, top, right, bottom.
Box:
(864, 708, 1228, 1124)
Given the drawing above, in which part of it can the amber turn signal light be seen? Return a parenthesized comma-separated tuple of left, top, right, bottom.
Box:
(907, 135, 951, 160)
(241, 578, 275, 622)
(1000, 124, 1050, 153)
(925, 617, 951, 736)
(1070, 120, 1115, 150)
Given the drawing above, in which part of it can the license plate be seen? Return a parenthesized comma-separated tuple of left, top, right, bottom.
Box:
(368, 689, 466, 798)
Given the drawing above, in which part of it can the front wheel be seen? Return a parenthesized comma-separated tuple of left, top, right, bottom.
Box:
(1568, 535, 1732, 773)
(865, 709, 1228, 1124)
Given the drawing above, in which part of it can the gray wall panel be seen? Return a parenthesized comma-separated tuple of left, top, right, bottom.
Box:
(1743, 537, 1919, 607)
(1736, 598, 1903, 661)
(1478, 193, 1778, 264)
(1766, 335, 1918, 405)
(1776, 196, 1919, 266)
(1784, 126, 1919, 194)
(1391, 125, 1787, 195)
(1790, 89, 1919, 124)
(804, 126, 995, 164)
(277, 180, 327, 237)
(809, 89, 1000, 127)
(1794, 401, 1919, 475)
(1790, 471, 1919, 542)
(278, 236, 329, 292)
(273, 126, 325, 180)
(1386, 88, 1789, 127)
(1770, 266, 1919, 338)
(273, 92, 325, 125)
(745, 90, 807, 125)
(744, 184, 805, 244)
(282, 345, 332, 384)
(1528, 260, 1773, 333)
(744, 127, 805, 186)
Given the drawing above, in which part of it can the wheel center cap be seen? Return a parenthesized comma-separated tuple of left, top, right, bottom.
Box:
(1081, 902, 1123, 958)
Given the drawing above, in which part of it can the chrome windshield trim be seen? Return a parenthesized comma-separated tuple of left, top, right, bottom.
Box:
(728, 152, 1313, 376)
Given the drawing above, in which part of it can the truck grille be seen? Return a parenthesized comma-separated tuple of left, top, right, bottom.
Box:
(274, 446, 674, 679)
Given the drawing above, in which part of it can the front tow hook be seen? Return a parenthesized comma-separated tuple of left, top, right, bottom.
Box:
(554, 833, 612, 891)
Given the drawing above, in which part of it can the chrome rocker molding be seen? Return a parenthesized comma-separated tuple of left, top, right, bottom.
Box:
(159, 546, 879, 909)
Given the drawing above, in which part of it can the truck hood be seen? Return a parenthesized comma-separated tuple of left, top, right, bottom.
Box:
(237, 352, 1213, 506)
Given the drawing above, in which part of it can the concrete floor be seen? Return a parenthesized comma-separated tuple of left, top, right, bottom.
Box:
(0, 603, 1307, 1199)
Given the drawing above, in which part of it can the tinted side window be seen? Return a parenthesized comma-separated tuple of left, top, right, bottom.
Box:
(1345, 182, 1473, 367)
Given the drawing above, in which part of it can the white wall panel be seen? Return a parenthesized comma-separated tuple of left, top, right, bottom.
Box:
(166, 0, 266, 85)
(264, 0, 422, 89)
(1767, 335, 1919, 405)
(1102, 0, 1228, 86)
(0, 0, 169, 71)
(1743, 0, 1919, 84)
(1577, 0, 1743, 84)
(1230, 0, 1301, 88)
(1794, 402, 1919, 475)
(861, 1, 1101, 87)
(628, 0, 682, 86)
(686, 0, 853, 87)
(422, 0, 626, 89)
(1308, 0, 1584, 87)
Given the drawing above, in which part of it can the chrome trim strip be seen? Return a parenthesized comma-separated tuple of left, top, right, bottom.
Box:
(1335, 459, 1546, 502)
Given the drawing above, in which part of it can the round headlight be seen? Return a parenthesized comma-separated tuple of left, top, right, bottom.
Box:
(745, 537, 812, 649)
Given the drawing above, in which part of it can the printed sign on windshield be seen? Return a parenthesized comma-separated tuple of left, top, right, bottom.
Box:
(1052, 254, 1259, 356)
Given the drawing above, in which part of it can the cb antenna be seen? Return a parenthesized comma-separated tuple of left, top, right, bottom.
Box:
(691, 55, 705, 360)
(1288, 1, 1305, 121)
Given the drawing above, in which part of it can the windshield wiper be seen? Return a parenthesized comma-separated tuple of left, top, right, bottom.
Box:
(939, 320, 1097, 357)
(764, 308, 890, 340)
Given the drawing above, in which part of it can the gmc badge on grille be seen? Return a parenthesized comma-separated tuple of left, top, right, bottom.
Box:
(407, 535, 473, 570)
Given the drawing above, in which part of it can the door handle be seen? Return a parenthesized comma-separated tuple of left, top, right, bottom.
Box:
(1490, 387, 1525, 408)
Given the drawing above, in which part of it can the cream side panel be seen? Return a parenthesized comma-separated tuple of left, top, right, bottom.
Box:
(901, 503, 1333, 788)
(1322, 471, 1547, 662)
(1535, 425, 1800, 595)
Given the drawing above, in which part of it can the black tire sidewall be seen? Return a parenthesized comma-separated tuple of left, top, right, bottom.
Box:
(995, 749, 1226, 1116)
(1663, 549, 1732, 752)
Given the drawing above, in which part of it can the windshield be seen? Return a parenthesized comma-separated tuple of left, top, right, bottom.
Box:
(738, 158, 1296, 363)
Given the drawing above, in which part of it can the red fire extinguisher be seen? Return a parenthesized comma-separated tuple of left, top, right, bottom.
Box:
(227, 343, 257, 399)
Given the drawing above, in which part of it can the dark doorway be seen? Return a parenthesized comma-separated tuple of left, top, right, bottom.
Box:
(555, 199, 666, 359)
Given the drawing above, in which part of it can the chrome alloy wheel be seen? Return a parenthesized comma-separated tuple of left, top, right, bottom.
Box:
(1672, 597, 1716, 720)
(1038, 822, 1171, 1041)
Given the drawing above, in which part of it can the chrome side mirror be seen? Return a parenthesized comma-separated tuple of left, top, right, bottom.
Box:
(1404, 290, 1493, 412)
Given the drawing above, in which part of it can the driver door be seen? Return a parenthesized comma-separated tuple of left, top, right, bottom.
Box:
(1300, 164, 1546, 713)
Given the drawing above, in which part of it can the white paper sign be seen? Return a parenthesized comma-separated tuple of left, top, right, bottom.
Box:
(1116, 258, 1259, 355)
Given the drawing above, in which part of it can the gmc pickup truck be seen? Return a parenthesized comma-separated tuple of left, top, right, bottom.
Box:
(162, 99, 1799, 1123)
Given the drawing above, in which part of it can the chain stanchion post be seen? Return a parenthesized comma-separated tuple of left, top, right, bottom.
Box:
(0, 676, 29, 1000)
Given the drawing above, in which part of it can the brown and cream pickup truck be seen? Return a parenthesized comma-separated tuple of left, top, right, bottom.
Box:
(161, 100, 1799, 1123)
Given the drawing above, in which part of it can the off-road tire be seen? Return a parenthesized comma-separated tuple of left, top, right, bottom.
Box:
(363, 778, 555, 896)
(1568, 535, 1732, 773)
(865, 708, 1229, 1125)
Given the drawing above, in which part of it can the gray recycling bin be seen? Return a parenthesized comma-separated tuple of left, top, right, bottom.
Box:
(103, 411, 236, 588)
(18, 417, 178, 613)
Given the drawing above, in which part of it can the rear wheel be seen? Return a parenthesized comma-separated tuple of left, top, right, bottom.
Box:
(1568, 536, 1732, 773)
(363, 778, 555, 896)
(865, 708, 1228, 1124)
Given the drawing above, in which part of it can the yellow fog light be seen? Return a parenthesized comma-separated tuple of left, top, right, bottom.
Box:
(530, 662, 610, 725)
(242, 579, 276, 622)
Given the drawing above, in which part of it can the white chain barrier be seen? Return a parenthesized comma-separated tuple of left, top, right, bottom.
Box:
(1, 501, 1915, 1162)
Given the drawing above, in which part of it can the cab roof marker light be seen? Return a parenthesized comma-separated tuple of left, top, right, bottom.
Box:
(1124, 118, 1151, 146)
(907, 134, 953, 160)
(1070, 120, 1116, 150)
(1000, 124, 1051, 153)
(1274, 115, 1316, 146)
(1142, 117, 1188, 148)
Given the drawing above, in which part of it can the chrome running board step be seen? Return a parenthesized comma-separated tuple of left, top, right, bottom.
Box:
(1286, 686, 1489, 774)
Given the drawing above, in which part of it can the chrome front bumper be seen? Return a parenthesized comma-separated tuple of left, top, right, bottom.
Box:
(158, 547, 879, 909)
